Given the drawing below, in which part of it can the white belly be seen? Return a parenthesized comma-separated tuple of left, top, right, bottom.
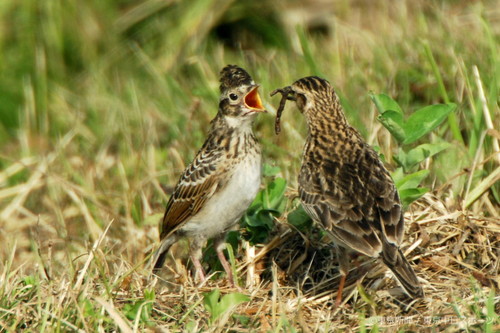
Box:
(180, 153, 261, 239)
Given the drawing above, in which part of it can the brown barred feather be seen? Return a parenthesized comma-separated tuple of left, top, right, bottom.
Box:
(272, 76, 423, 299)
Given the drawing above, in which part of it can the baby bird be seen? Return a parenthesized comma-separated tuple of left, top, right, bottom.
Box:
(271, 76, 423, 305)
(152, 65, 265, 286)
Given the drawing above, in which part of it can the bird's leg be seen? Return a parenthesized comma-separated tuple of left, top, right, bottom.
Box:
(191, 255, 206, 282)
(214, 237, 237, 288)
(190, 237, 206, 283)
(335, 246, 350, 308)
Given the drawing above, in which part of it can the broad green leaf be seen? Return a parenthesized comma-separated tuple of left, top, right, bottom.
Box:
(247, 197, 263, 213)
(244, 210, 278, 228)
(399, 188, 429, 206)
(244, 225, 270, 244)
(370, 93, 403, 114)
(287, 205, 312, 232)
(395, 142, 451, 171)
(218, 293, 250, 314)
(377, 111, 406, 143)
(243, 214, 265, 228)
(393, 150, 409, 169)
(203, 289, 249, 324)
(395, 169, 430, 191)
(123, 294, 154, 323)
(144, 289, 155, 301)
(203, 289, 220, 317)
(403, 103, 457, 144)
(390, 167, 405, 184)
(243, 178, 286, 244)
(405, 142, 451, 168)
(263, 177, 287, 210)
(255, 210, 276, 229)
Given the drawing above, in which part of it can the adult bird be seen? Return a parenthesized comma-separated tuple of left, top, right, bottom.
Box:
(152, 65, 265, 286)
(271, 76, 423, 305)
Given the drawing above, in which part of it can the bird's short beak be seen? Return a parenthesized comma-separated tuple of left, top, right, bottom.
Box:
(244, 86, 266, 112)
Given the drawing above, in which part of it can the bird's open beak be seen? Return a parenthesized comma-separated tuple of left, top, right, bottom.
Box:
(244, 86, 266, 112)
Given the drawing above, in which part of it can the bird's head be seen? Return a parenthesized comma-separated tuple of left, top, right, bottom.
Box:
(271, 76, 342, 134)
(218, 65, 266, 124)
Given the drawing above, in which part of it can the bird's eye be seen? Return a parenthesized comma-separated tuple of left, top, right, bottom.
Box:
(229, 93, 238, 101)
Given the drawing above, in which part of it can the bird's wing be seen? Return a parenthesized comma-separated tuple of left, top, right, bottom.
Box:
(159, 145, 227, 240)
(299, 144, 404, 257)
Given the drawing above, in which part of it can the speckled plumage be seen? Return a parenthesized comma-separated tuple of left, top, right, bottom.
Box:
(271, 76, 423, 300)
(152, 65, 265, 285)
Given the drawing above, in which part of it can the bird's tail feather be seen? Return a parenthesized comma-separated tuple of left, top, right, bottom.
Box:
(382, 246, 424, 298)
(151, 236, 176, 273)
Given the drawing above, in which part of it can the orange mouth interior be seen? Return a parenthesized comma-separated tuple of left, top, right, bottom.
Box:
(245, 87, 265, 111)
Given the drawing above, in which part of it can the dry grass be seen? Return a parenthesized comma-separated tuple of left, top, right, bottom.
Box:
(149, 192, 499, 332)
(1, 158, 498, 331)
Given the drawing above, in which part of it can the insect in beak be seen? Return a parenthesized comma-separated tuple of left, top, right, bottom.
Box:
(270, 86, 295, 134)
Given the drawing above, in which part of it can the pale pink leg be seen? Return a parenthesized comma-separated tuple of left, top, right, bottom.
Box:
(191, 238, 206, 283)
(191, 255, 206, 282)
(214, 237, 236, 287)
(216, 248, 235, 287)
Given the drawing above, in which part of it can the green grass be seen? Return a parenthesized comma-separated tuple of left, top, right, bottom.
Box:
(1, 0, 499, 331)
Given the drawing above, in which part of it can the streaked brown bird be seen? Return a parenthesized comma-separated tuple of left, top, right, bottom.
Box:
(152, 65, 266, 286)
(271, 76, 423, 305)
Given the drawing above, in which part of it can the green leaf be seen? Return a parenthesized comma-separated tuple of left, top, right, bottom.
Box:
(257, 210, 278, 228)
(395, 169, 430, 191)
(390, 167, 405, 184)
(393, 150, 409, 169)
(377, 111, 406, 143)
(395, 168, 430, 207)
(399, 188, 429, 206)
(82, 299, 97, 318)
(203, 289, 249, 324)
(243, 177, 287, 244)
(123, 296, 154, 323)
(395, 142, 451, 171)
(218, 293, 250, 314)
(372, 94, 456, 146)
(485, 290, 497, 333)
(203, 289, 220, 319)
(370, 93, 403, 114)
(248, 197, 263, 213)
(244, 210, 273, 228)
(23, 275, 37, 286)
(144, 288, 155, 301)
(248, 177, 286, 212)
(242, 209, 275, 244)
(287, 205, 312, 232)
(403, 103, 457, 144)
(263, 177, 287, 211)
